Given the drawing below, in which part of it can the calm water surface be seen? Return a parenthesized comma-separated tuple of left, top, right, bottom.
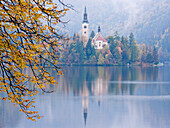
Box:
(0, 66, 170, 128)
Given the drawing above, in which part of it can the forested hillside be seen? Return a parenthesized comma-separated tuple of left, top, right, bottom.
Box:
(64, 0, 169, 50)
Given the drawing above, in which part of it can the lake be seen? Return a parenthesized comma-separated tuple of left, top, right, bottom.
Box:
(0, 66, 170, 128)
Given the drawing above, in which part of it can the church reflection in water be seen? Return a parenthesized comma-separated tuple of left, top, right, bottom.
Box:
(58, 66, 161, 96)
(1, 66, 170, 128)
(82, 83, 89, 126)
(56, 66, 163, 126)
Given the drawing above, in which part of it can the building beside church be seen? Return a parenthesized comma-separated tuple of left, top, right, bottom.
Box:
(81, 7, 108, 49)
(92, 26, 108, 49)
(82, 7, 89, 47)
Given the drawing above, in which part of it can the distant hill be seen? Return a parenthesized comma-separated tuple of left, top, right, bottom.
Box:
(63, 0, 170, 47)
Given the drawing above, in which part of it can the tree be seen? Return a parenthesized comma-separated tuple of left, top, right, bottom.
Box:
(109, 40, 119, 55)
(86, 38, 93, 60)
(141, 44, 147, 63)
(130, 41, 140, 63)
(122, 48, 130, 64)
(0, 0, 69, 121)
(90, 30, 95, 38)
(73, 33, 80, 41)
(76, 40, 86, 64)
(114, 31, 120, 41)
(121, 36, 128, 49)
(153, 46, 159, 65)
(146, 51, 153, 64)
(98, 54, 105, 64)
(113, 47, 122, 64)
(129, 32, 135, 45)
(129, 33, 139, 63)
(121, 36, 129, 64)
(106, 36, 114, 44)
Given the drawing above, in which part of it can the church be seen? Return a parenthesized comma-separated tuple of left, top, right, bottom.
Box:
(81, 7, 108, 49)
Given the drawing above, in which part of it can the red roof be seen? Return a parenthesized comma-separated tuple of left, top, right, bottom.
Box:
(96, 36, 108, 42)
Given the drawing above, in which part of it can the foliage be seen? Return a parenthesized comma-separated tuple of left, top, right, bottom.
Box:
(114, 31, 120, 41)
(90, 30, 95, 38)
(146, 49, 153, 63)
(97, 54, 105, 64)
(129, 34, 140, 63)
(59, 32, 160, 65)
(141, 44, 147, 63)
(86, 38, 93, 60)
(129, 33, 135, 45)
(109, 39, 118, 55)
(152, 46, 159, 65)
(0, 0, 69, 121)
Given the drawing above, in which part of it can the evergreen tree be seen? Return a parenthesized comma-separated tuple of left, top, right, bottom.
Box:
(109, 40, 118, 55)
(90, 30, 95, 38)
(121, 36, 128, 49)
(146, 51, 153, 64)
(153, 46, 159, 65)
(121, 36, 129, 64)
(129, 33, 139, 63)
(130, 41, 140, 63)
(122, 48, 130, 64)
(114, 31, 120, 41)
(79, 41, 86, 64)
(129, 32, 135, 45)
(73, 33, 80, 41)
(91, 46, 96, 56)
(86, 38, 93, 60)
(141, 44, 147, 63)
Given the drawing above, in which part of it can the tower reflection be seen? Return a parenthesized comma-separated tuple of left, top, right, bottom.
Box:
(82, 82, 89, 126)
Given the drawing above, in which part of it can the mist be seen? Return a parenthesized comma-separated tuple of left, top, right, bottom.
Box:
(58, 0, 169, 45)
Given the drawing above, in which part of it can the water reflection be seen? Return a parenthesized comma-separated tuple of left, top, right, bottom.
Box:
(82, 84, 89, 126)
(56, 66, 170, 127)
(0, 66, 170, 128)
(0, 99, 20, 128)
(58, 66, 170, 96)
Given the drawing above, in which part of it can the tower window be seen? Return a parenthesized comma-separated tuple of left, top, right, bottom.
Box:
(84, 26, 87, 29)
(99, 42, 101, 47)
(84, 32, 86, 34)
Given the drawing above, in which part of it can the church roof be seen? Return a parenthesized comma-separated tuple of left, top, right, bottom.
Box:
(92, 32, 108, 43)
(96, 36, 107, 42)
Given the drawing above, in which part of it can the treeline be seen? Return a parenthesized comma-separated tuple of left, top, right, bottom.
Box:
(58, 31, 159, 65)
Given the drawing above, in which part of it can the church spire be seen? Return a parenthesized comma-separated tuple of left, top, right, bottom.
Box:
(98, 26, 101, 32)
(83, 6, 88, 23)
(85, 6, 87, 13)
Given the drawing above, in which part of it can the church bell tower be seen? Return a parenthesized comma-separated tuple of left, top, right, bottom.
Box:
(82, 6, 89, 47)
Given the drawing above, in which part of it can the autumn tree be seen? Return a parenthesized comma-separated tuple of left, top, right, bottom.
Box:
(0, 0, 69, 121)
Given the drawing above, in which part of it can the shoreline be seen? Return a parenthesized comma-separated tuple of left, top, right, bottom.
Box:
(56, 63, 166, 67)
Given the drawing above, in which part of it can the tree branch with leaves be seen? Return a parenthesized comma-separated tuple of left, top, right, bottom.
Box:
(0, 0, 69, 121)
